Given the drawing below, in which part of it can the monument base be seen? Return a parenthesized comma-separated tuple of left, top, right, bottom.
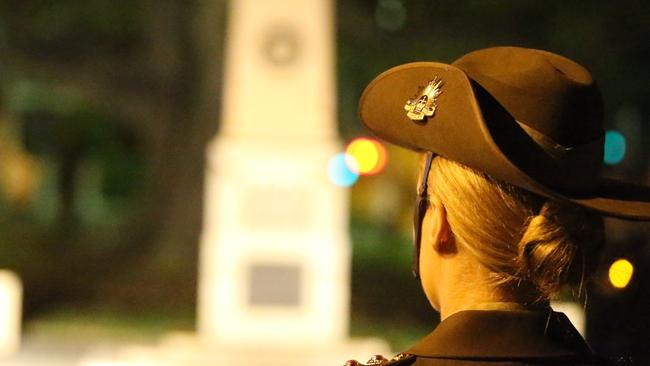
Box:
(79, 332, 391, 366)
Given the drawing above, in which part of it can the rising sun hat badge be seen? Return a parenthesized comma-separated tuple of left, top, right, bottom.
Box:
(404, 77, 443, 121)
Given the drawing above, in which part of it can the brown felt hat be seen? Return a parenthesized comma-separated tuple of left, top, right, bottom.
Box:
(359, 46, 650, 220)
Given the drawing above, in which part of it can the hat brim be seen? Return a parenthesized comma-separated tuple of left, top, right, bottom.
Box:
(358, 62, 650, 220)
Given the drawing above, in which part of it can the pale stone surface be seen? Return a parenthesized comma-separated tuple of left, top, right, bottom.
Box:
(197, 137, 352, 346)
(0, 270, 22, 358)
(197, 0, 356, 348)
(220, 0, 336, 139)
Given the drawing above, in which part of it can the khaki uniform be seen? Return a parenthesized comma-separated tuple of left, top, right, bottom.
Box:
(348, 310, 612, 366)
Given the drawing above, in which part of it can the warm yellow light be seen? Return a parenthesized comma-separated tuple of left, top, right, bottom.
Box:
(609, 258, 634, 289)
(345, 138, 387, 175)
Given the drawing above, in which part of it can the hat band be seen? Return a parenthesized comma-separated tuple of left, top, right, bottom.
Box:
(515, 120, 604, 192)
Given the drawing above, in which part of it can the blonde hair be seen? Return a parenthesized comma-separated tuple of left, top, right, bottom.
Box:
(426, 155, 604, 299)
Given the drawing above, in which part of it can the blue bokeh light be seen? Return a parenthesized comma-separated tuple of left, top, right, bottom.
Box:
(603, 130, 626, 165)
(328, 153, 359, 187)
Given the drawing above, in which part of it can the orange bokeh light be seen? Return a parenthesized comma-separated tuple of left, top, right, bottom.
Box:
(345, 138, 387, 175)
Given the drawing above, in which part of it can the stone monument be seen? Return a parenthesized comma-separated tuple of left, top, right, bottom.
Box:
(78, 0, 388, 364)
(198, 0, 349, 347)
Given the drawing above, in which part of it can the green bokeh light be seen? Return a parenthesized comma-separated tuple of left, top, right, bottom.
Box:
(604, 130, 626, 165)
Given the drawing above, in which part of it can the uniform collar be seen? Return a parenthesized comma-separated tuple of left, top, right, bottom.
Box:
(407, 310, 593, 360)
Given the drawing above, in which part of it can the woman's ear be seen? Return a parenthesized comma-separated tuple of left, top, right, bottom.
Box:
(429, 194, 456, 255)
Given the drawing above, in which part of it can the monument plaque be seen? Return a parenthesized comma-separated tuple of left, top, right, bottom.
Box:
(248, 263, 302, 307)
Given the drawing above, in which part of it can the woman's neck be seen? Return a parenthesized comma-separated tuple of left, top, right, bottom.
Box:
(436, 256, 546, 320)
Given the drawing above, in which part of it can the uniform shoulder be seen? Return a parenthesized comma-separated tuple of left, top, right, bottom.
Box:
(343, 353, 416, 366)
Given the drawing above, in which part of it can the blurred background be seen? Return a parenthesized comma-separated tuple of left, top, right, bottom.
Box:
(0, 0, 649, 363)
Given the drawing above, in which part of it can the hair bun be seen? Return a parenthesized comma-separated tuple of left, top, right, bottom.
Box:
(517, 201, 604, 297)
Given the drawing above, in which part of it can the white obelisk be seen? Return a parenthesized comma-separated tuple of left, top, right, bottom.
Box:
(78, 1, 389, 364)
(198, 0, 349, 347)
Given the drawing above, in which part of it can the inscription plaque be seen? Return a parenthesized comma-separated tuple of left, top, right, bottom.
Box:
(249, 263, 302, 307)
